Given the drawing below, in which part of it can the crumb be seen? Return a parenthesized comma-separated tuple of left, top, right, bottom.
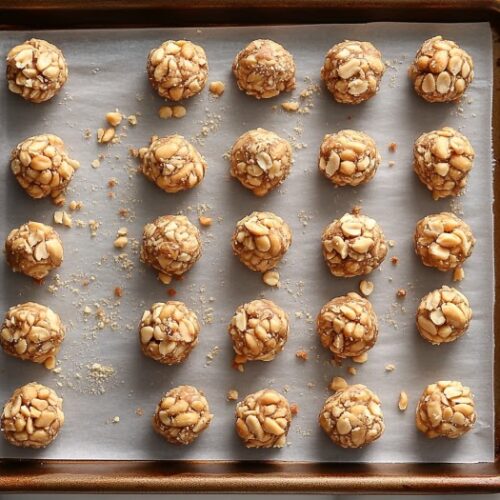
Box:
(388, 160, 396, 167)
(167, 288, 176, 297)
(290, 403, 299, 416)
(172, 105, 186, 118)
(385, 363, 396, 372)
(106, 111, 122, 127)
(352, 352, 368, 364)
(398, 391, 408, 411)
(199, 215, 213, 227)
(295, 350, 308, 361)
(359, 280, 374, 297)
(91, 158, 101, 168)
(347, 366, 357, 375)
(135, 407, 144, 417)
(281, 101, 300, 112)
(390, 256, 399, 265)
(453, 266, 464, 282)
(108, 178, 118, 188)
(68, 200, 83, 211)
(396, 288, 407, 298)
(158, 106, 173, 119)
(388, 142, 397, 152)
(114, 287, 123, 298)
(209, 81, 225, 96)
(127, 115, 138, 126)
(112, 416, 120, 424)
(226, 389, 238, 401)
(329, 376, 348, 392)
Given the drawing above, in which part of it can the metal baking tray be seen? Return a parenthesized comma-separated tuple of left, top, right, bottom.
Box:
(0, 0, 499, 493)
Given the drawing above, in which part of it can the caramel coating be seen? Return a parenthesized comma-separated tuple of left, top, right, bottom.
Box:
(1, 382, 64, 448)
(414, 212, 475, 271)
(319, 384, 384, 448)
(229, 299, 289, 364)
(416, 286, 472, 345)
(152, 385, 213, 445)
(409, 36, 474, 103)
(317, 292, 378, 360)
(232, 211, 292, 273)
(147, 40, 208, 101)
(6, 39, 68, 103)
(1, 302, 65, 368)
(416, 380, 476, 438)
(11, 134, 80, 205)
(230, 128, 292, 196)
(414, 127, 474, 199)
(318, 129, 380, 186)
(232, 39, 295, 99)
(140, 135, 207, 193)
(235, 389, 292, 448)
(321, 40, 385, 104)
(322, 212, 387, 277)
(140, 215, 202, 283)
(5, 221, 63, 280)
(139, 301, 200, 364)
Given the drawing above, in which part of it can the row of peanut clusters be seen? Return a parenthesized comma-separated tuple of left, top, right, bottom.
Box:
(7, 36, 473, 105)
(1, 378, 475, 449)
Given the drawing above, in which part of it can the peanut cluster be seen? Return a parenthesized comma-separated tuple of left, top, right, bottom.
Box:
(414, 212, 475, 272)
(235, 389, 292, 448)
(5, 221, 64, 280)
(321, 40, 385, 104)
(1, 302, 65, 368)
(409, 36, 474, 103)
(153, 385, 213, 445)
(416, 381, 476, 438)
(232, 39, 296, 99)
(232, 211, 292, 273)
(140, 135, 207, 193)
(147, 40, 208, 101)
(322, 212, 387, 277)
(230, 128, 292, 196)
(1, 382, 64, 448)
(139, 301, 200, 364)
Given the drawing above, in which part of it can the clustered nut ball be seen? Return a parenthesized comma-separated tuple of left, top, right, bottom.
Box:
(140, 215, 202, 284)
(319, 384, 384, 448)
(228, 299, 289, 365)
(5, 221, 64, 280)
(321, 40, 385, 104)
(318, 129, 380, 186)
(414, 212, 475, 272)
(322, 211, 387, 277)
(11, 134, 80, 204)
(153, 385, 213, 445)
(1, 302, 65, 369)
(140, 135, 207, 193)
(235, 389, 292, 448)
(414, 127, 474, 199)
(139, 301, 200, 365)
(232, 39, 295, 99)
(317, 293, 378, 360)
(416, 380, 476, 439)
(230, 128, 292, 196)
(1, 382, 64, 448)
(416, 286, 472, 345)
(232, 211, 292, 273)
(409, 36, 474, 103)
(147, 40, 208, 101)
(6, 38, 68, 103)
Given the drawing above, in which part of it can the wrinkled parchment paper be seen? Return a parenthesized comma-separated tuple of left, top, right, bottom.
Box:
(0, 23, 494, 462)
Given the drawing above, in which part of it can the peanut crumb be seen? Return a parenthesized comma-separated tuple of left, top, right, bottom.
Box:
(199, 215, 213, 227)
(226, 389, 239, 401)
(329, 376, 348, 392)
(172, 105, 186, 118)
(112, 416, 120, 424)
(97, 127, 115, 144)
(281, 101, 300, 112)
(106, 111, 122, 127)
(295, 350, 308, 361)
(352, 352, 368, 364)
(114, 287, 123, 298)
(359, 280, 374, 297)
(390, 256, 399, 265)
(209, 81, 225, 96)
(388, 142, 397, 152)
(396, 288, 407, 298)
(385, 363, 396, 372)
(347, 366, 357, 376)
(158, 106, 173, 119)
(262, 270, 280, 287)
(398, 391, 408, 411)
(127, 115, 138, 126)
(290, 403, 299, 416)
(453, 266, 465, 282)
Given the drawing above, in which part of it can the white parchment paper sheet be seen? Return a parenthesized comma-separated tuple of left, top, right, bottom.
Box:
(0, 23, 494, 462)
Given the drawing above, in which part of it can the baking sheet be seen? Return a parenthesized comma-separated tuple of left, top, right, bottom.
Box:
(0, 23, 494, 463)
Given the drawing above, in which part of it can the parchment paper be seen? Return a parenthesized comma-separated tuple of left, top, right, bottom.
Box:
(0, 23, 494, 463)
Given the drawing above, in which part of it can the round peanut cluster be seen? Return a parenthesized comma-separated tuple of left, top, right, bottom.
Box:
(139, 301, 200, 365)
(414, 127, 474, 199)
(147, 40, 208, 101)
(5, 221, 64, 280)
(318, 129, 380, 186)
(1, 302, 65, 368)
(414, 212, 475, 272)
(11, 134, 80, 205)
(409, 36, 474, 103)
(232, 211, 292, 273)
(6, 39, 68, 103)
(140, 135, 207, 193)
(322, 212, 387, 277)
(153, 385, 213, 445)
(230, 128, 292, 196)
(416, 380, 476, 439)
(317, 292, 378, 360)
(321, 40, 385, 104)
(416, 286, 471, 345)
(1, 382, 64, 448)
(229, 299, 289, 365)
(140, 215, 202, 284)
(319, 384, 384, 448)
(232, 39, 295, 99)
(235, 389, 291, 448)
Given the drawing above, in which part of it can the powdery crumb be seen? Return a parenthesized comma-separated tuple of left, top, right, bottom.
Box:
(135, 407, 144, 417)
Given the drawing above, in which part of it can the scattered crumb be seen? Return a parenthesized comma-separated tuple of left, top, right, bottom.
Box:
(106, 111, 122, 127)
(112, 416, 120, 424)
(396, 288, 407, 298)
(97, 127, 115, 144)
(359, 280, 374, 297)
(390, 256, 399, 265)
(262, 270, 280, 287)
(68, 200, 83, 211)
(388, 160, 396, 167)
(114, 235, 128, 249)
(453, 266, 464, 282)
(209, 81, 225, 96)
(172, 105, 186, 118)
(347, 366, 357, 376)
(295, 350, 308, 361)
(205, 345, 220, 366)
(226, 389, 238, 401)
(398, 391, 408, 411)
(89, 220, 100, 237)
(114, 287, 123, 298)
(167, 288, 176, 297)
(281, 101, 300, 112)
(91, 158, 101, 169)
(158, 106, 173, 119)
(290, 402, 299, 416)
(135, 407, 144, 417)
(352, 352, 368, 364)
(385, 363, 396, 372)
(388, 142, 397, 152)
(199, 215, 213, 227)
(127, 114, 138, 126)
(53, 211, 72, 227)
(329, 376, 348, 392)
